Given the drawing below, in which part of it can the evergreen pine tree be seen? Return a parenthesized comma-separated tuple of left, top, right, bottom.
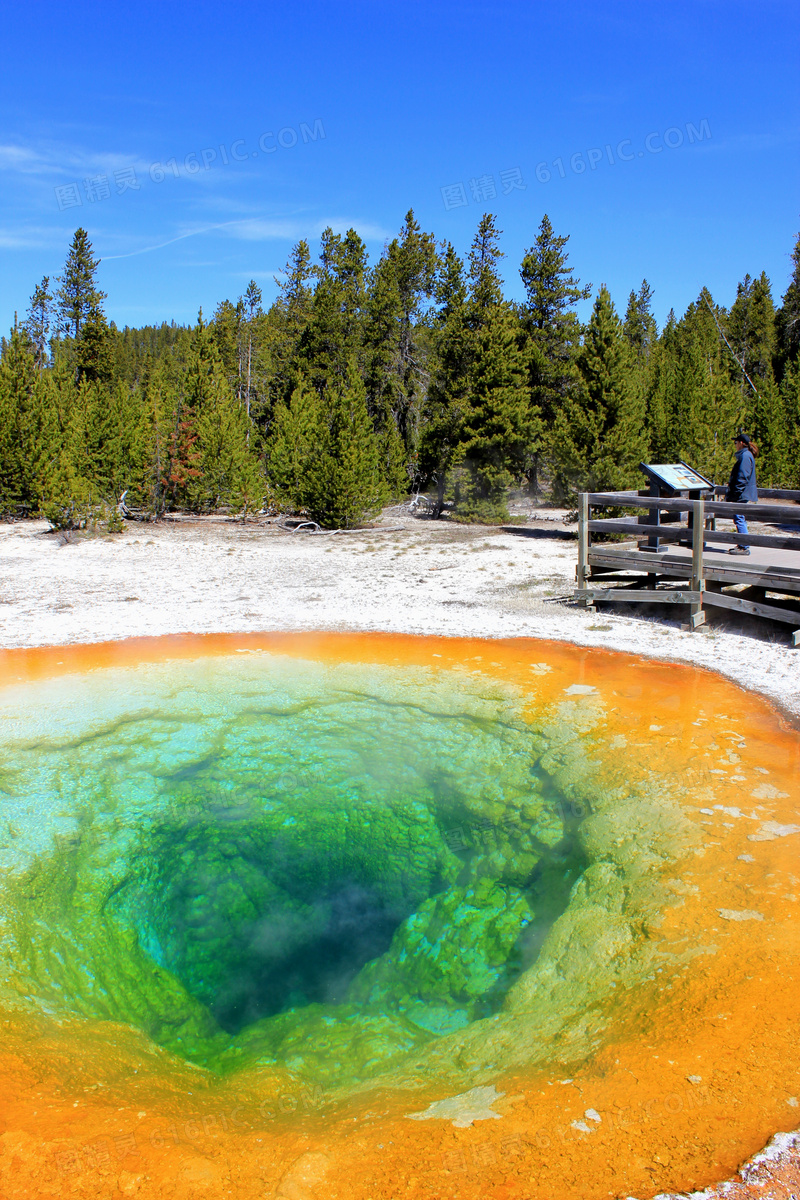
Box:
(623, 280, 657, 359)
(196, 366, 264, 512)
(306, 360, 388, 528)
(364, 209, 437, 481)
(0, 326, 36, 508)
(727, 271, 785, 483)
(438, 215, 532, 521)
(780, 358, 800, 487)
(78, 378, 126, 499)
(166, 313, 214, 509)
(265, 240, 315, 412)
(24, 277, 53, 371)
(267, 376, 324, 510)
(35, 362, 100, 530)
(645, 311, 682, 461)
(623, 280, 658, 469)
(419, 244, 470, 515)
(518, 214, 590, 491)
(775, 231, 800, 381)
(455, 301, 531, 521)
(298, 228, 368, 391)
(131, 357, 177, 516)
(243, 279, 263, 437)
(211, 298, 245, 396)
(551, 285, 648, 498)
(76, 301, 115, 386)
(672, 290, 743, 484)
(56, 229, 106, 340)
(268, 364, 386, 528)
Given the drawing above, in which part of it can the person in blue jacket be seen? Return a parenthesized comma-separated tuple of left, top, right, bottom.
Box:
(726, 431, 758, 555)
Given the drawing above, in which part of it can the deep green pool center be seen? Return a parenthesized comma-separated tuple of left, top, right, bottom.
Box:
(0, 653, 605, 1087)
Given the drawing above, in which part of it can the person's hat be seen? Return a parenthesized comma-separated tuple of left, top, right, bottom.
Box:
(733, 431, 751, 446)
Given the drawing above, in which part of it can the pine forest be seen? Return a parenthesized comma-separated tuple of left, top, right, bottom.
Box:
(2, 214, 799, 530)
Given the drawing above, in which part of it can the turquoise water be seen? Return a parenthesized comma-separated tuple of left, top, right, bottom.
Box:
(0, 653, 590, 1086)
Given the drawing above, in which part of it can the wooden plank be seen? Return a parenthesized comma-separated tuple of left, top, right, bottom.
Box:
(752, 488, 800, 502)
(577, 493, 589, 587)
(587, 519, 800, 552)
(578, 589, 703, 603)
(586, 547, 800, 590)
(679, 556, 800, 582)
(589, 492, 688, 510)
(691, 499, 704, 609)
(589, 550, 692, 575)
(698, 500, 800, 522)
(702, 567, 800, 591)
(589, 519, 686, 541)
(585, 544, 800, 580)
(588, 493, 800, 522)
(713, 487, 800, 502)
(590, 577, 689, 586)
(701, 589, 800, 626)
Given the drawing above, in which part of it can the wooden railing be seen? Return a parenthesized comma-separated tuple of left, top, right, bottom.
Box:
(575, 489, 800, 640)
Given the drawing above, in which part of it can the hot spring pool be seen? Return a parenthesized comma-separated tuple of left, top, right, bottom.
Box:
(0, 632, 797, 1200)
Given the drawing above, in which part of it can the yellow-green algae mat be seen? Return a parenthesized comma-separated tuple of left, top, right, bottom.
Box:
(0, 632, 798, 1200)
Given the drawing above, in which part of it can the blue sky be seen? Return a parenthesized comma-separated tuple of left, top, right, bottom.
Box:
(1, 0, 798, 333)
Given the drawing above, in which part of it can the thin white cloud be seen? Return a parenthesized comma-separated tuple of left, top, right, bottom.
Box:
(696, 126, 799, 155)
(99, 215, 393, 261)
(223, 216, 392, 242)
(225, 218, 316, 241)
(0, 225, 71, 249)
(0, 146, 38, 165)
(0, 138, 153, 181)
(100, 224, 235, 260)
(229, 268, 285, 279)
(0, 145, 56, 175)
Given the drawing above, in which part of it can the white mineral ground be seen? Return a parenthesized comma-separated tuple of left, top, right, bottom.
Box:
(0, 501, 799, 1199)
(1, 502, 797, 721)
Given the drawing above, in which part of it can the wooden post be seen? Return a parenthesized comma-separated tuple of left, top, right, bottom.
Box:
(577, 493, 592, 607)
(688, 497, 706, 629)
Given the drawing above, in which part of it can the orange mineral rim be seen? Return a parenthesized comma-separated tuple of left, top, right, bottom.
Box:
(0, 631, 797, 1200)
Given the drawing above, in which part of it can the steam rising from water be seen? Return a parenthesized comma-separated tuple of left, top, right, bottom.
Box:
(0, 653, 593, 1083)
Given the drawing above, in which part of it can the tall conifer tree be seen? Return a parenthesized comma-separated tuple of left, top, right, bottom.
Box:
(775, 232, 800, 381)
(307, 360, 388, 528)
(0, 327, 36, 507)
(419, 244, 471, 515)
(24, 277, 52, 371)
(450, 215, 531, 520)
(364, 209, 437, 480)
(298, 228, 368, 390)
(727, 272, 785, 483)
(267, 376, 323, 510)
(645, 311, 682, 461)
(518, 215, 590, 490)
(551, 286, 647, 498)
(265, 240, 315, 411)
(56, 229, 105, 340)
(672, 291, 742, 483)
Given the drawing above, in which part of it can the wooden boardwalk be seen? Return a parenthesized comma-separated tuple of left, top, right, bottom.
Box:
(575, 490, 800, 642)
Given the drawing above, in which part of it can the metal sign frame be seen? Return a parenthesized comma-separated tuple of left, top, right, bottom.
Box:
(637, 461, 715, 552)
(639, 461, 715, 494)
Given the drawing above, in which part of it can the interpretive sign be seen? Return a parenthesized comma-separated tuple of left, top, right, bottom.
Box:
(636, 461, 714, 552)
(639, 462, 714, 494)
